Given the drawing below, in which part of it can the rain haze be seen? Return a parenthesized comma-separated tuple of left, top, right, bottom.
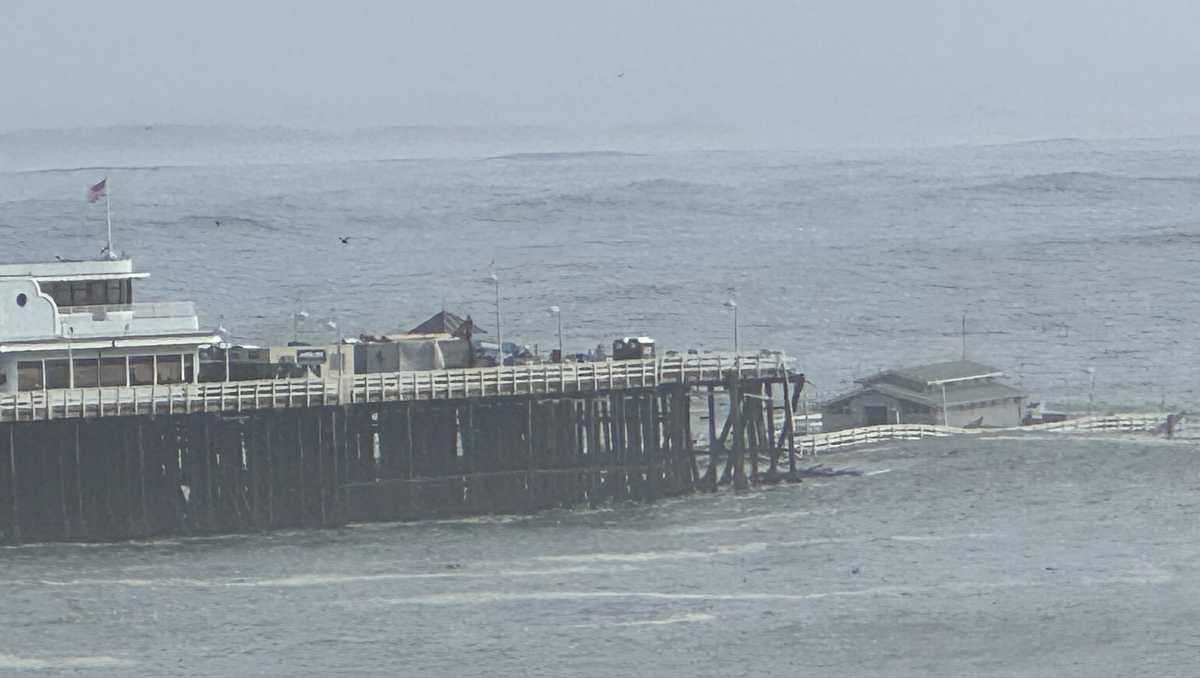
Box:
(3, 0, 1200, 145)
(3, 3, 1200, 678)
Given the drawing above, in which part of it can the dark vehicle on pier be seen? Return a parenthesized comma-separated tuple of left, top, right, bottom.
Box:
(612, 336, 655, 360)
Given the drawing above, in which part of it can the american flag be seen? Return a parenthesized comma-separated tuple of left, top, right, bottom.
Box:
(86, 178, 107, 203)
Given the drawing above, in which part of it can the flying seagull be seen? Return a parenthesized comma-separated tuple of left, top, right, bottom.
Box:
(339, 236, 351, 245)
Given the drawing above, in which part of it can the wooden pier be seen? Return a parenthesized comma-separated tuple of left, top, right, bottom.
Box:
(0, 354, 803, 543)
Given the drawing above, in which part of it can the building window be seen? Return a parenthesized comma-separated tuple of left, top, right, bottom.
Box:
(44, 359, 70, 389)
(106, 279, 125, 304)
(73, 358, 99, 387)
(70, 282, 90, 306)
(89, 281, 106, 305)
(42, 282, 69, 307)
(183, 354, 195, 382)
(100, 357, 127, 387)
(17, 361, 44, 391)
(129, 356, 155, 386)
(157, 355, 184, 384)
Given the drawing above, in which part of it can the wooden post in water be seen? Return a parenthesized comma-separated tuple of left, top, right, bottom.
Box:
(330, 407, 342, 524)
(703, 386, 718, 490)
(780, 373, 799, 480)
(748, 386, 760, 483)
(729, 378, 748, 490)
(137, 421, 149, 534)
(74, 422, 85, 537)
(7, 425, 19, 543)
(58, 424, 70, 539)
(765, 382, 779, 477)
(315, 410, 327, 526)
(525, 397, 535, 512)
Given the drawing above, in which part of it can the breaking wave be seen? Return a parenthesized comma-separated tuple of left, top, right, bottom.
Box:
(0, 654, 136, 670)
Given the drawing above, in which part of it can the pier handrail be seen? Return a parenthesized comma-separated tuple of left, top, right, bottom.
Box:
(348, 353, 789, 403)
(769, 413, 1178, 456)
(0, 353, 790, 422)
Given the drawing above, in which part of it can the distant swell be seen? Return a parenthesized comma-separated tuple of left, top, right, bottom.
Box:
(964, 171, 1122, 194)
(488, 151, 643, 161)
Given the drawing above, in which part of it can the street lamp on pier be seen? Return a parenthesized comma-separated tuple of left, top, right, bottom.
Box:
(723, 298, 739, 355)
(548, 305, 563, 361)
(489, 270, 502, 366)
(293, 310, 310, 344)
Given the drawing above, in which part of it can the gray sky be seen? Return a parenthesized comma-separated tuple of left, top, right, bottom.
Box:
(4, 0, 1200, 145)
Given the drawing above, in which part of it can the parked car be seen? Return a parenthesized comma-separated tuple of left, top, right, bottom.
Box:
(612, 336, 656, 360)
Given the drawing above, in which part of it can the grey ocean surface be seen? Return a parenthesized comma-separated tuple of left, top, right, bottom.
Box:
(2, 128, 1199, 675)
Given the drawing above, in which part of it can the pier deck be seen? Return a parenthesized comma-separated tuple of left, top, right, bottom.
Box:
(0, 354, 788, 422)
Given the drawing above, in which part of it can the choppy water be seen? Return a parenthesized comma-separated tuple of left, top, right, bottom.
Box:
(4, 127, 1200, 408)
(4, 435, 1200, 676)
(3, 127, 1200, 675)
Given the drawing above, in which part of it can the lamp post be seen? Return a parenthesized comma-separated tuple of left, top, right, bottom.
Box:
(217, 315, 230, 382)
(67, 327, 75, 388)
(322, 318, 343, 379)
(723, 298, 739, 354)
(548, 305, 563, 361)
(293, 310, 309, 344)
(490, 270, 502, 366)
(1085, 367, 1096, 416)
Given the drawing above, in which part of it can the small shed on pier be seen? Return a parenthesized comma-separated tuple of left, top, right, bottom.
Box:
(353, 311, 478, 373)
(822, 360, 1025, 430)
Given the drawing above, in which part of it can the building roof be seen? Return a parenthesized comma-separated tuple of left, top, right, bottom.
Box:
(941, 381, 1026, 407)
(0, 258, 148, 281)
(826, 378, 1025, 409)
(406, 311, 485, 337)
(860, 360, 1004, 387)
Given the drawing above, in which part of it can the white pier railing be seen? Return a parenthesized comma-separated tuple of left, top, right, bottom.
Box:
(348, 354, 785, 403)
(0, 354, 790, 423)
(790, 413, 1178, 456)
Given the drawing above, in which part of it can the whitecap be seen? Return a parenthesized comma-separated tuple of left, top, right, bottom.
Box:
(0, 654, 136, 670)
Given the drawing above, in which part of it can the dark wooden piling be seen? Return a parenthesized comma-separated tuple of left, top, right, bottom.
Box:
(0, 363, 792, 543)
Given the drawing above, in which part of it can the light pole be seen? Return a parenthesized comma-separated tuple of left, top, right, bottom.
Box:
(960, 310, 967, 361)
(325, 318, 342, 379)
(293, 310, 309, 344)
(724, 298, 739, 354)
(217, 315, 230, 382)
(490, 270, 502, 366)
(67, 327, 75, 388)
(548, 305, 563, 361)
(1085, 367, 1096, 416)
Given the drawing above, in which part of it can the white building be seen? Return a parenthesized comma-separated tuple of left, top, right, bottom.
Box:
(822, 360, 1026, 430)
(0, 257, 220, 393)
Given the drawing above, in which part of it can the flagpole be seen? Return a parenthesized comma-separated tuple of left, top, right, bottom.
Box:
(104, 176, 114, 259)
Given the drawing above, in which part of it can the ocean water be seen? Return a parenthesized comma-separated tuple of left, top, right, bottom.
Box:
(4, 127, 1200, 408)
(3, 127, 1200, 675)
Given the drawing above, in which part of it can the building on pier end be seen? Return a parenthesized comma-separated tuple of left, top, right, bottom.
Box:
(0, 257, 221, 393)
(822, 360, 1026, 429)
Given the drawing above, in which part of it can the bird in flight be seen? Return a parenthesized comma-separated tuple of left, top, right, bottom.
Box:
(617, 71, 624, 78)
(214, 220, 222, 227)
(339, 236, 351, 245)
